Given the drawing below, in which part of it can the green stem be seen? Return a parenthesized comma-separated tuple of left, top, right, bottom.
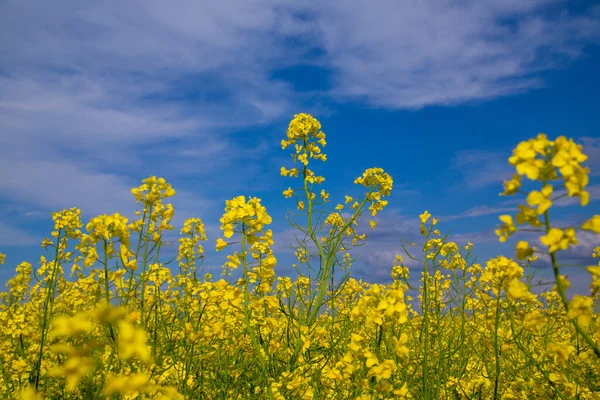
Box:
(140, 204, 154, 326)
(543, 210, 600, 358)
(493, 288, 501, 400)
(32, 230, 63, 389)
(421, 256, 430, 400)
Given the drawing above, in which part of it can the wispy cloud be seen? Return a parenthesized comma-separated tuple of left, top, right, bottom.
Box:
(306, 0, 600, 108)
(0, 222, 39, 247)
(447, 149, 513, 192)
(443, 184, 600, 222)
(443, 205, 516, 221)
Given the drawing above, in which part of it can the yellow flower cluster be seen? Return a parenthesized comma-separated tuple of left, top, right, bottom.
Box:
(177, 218, 207, 276)
(219, 195, 272, 239)
(507, 133, 590, 204)
(131, 176, 176, 206)
(86, 213, 131, 246)
(280, 113, 327, 200)
(354, 168, 393, 217)
(281, 113, 326, 157)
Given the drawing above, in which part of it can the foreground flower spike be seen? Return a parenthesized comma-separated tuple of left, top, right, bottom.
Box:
(497, 133, 600, 360)
(281, 113, 327, 189)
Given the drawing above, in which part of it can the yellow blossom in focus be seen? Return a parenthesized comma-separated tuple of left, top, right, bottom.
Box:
(508, 139, 546, 180)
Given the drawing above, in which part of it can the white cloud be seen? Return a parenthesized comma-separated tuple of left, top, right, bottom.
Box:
(0, 0, 598, 247)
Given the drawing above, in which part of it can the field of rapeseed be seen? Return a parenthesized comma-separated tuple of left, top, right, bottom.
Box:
(1, 113, 599, 399)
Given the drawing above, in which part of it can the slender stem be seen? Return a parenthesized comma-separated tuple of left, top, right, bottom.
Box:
(32, 230, 63, 389)
(493, 288, 501, 399)
(421, 256, 430, 400)
(140, 204, 154, 326)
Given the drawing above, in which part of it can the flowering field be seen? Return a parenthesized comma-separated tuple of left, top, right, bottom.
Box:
(1, 113, 599, 399)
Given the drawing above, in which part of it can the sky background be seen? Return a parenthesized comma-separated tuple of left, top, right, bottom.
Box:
(0, 0, 599, 296)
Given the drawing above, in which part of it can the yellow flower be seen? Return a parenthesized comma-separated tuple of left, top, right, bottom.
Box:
(552, 136, 587, 177)
(419, 210, 431, 224)
(540, 228, 577, 253)
(515, 204, 542, 227)
(515, 241, 535, 261)
(501, 174, 522, 195)
(587, 265, 600, 277)
(508, 138, 548, 180)
(216, 238, 228, 251)
(0, 252, 5, 265)
(506, 278, 529, 300)
(297, 201, 305, 211)
(48, 313, 94, 340)
(547, 343, 575, 364)
(495, 215, 516, 243)
(369, 220, 377, 230)
(550, 273, 572, 291)
(581, 215, 600, 233)
(117, 320, 152, 363)
(354, 168, 393, 197)
(283, 187, 294, 198)
(393, 383, 409, 397)
(19, 387, 42, 400)
(567, 295, 593, 327)
(320, 189, 329, 201)
(523, 310, 544, 333)
(298, 153, 309, 166)
(48, 354, 95, 392)
(103, 373, 152, 396)
(526, 184, 553, 214)
(368, 359, 396, 381)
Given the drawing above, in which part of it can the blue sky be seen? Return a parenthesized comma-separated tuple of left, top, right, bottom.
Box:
(0, 0, 599, 295)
